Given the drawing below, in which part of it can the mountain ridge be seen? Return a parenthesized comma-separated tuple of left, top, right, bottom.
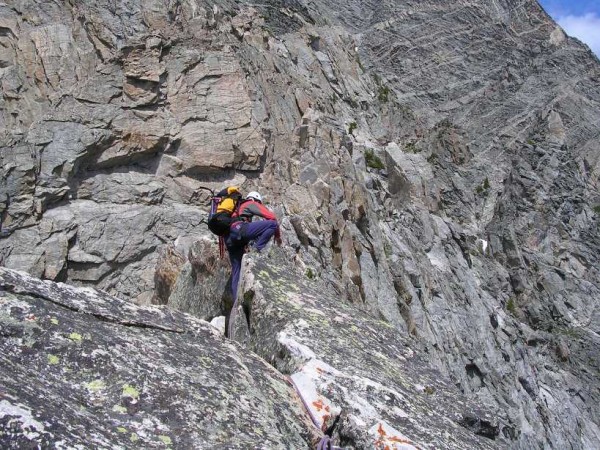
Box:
(1, 0, 599, 448)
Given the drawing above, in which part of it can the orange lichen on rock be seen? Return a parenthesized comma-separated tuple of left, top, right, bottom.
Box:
(312, 399, 324, 411)
(374, 422, 420, 450)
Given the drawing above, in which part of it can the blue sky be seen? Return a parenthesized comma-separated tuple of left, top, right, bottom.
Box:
(539, 0, 600, 57)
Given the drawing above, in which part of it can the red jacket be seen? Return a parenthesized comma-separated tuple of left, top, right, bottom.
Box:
(235, 200, 281, 238)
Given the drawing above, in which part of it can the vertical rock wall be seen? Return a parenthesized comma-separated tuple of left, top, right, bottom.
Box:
(1, 0, 599, 448)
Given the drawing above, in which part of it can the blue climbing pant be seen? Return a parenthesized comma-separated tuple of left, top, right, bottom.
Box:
(242, 220, 278, 251)
(225, 220, 278, 300)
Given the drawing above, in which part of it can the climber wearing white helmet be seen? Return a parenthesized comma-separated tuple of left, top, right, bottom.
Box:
(225, 190, 282, 301)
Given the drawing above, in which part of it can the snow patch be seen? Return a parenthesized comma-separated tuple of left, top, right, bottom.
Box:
(477, 238, 488, 253)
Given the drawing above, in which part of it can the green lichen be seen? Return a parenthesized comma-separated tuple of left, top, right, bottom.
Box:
(122, 384, 140, 399)
(86, 380, 105, 392)
(365, 149, 385, 170)
(476, 177, 491, 195)
(117, 427, 128, 434)
(307, 314, 329, 327)
(158, 435, 173, 446)
(50, 317, 59, 325)
(68, 333, 83, 342)
(555, 326, 581, 338)
(399, 104, 415, 119)
(355, 54, 364, 71)
(404, 141, 418, 153)
(130, 433, 139, 442)
(198, 356, 213, 368)
(347, 98, 359, 108)
(47, 354, 60, 365)
(112, 405, 127, 413)
(305, 268, 315, 279)
(377, 85, 390, 102)
(258, 270, 270, 279)
(506, 297, 517, 315)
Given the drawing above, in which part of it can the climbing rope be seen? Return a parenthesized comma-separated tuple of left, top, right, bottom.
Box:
(317, 435, 343, 450)
(218, 236, 225, 259)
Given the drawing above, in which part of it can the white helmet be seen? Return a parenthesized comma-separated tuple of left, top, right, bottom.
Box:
(246, 191, 262, 202)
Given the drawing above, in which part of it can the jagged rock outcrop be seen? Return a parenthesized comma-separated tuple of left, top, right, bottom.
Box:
(230, 251, 501, 449)
(0, 267, 317, 449)
(1, 0, 599, 448)
(1, 263, 501, 449)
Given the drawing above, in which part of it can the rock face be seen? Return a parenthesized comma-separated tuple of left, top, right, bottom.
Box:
(231, 251, 501, 449)
(1, 0, 599, 449)
(1, 264, 500, 449)
(0, 267, 316, 449)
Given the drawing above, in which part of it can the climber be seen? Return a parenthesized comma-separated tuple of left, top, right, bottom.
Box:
(208, 186, 243, 237)
(225, 191, 282, 301)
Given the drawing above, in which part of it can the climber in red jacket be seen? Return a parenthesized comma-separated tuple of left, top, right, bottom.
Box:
(225, 191, 281, 301)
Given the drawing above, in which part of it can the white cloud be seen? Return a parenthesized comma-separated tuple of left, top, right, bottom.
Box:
(556, 13, 600, 57)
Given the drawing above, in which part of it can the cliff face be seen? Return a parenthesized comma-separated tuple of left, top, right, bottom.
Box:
(0, 0, 599, 448)
(0, 261, 501, 449)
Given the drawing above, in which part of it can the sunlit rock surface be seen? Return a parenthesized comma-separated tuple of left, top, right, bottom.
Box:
(1, 0, 599, 448)
(0, 267, 316, 449)
(231, 251, 501, 449)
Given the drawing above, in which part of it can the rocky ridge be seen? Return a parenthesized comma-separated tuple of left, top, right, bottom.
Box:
(0, 0, 599, 448)
(1, 264, 498, 449)
(0, 266, 315, 449)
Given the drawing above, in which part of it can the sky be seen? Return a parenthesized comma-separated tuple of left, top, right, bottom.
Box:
(538, 0, 600, 57)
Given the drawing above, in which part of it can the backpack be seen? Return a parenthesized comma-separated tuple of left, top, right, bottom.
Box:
(207, 187, 242, 236)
